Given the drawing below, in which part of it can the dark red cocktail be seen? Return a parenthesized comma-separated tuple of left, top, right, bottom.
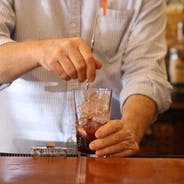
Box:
(76, 119, 103, 154)
(74, 88, 112, 156)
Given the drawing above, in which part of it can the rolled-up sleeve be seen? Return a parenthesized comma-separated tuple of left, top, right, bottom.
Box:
(120, 0, 172, 114)
(0, 0, 15, 45)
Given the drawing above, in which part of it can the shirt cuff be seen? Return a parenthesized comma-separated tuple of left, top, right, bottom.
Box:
(119, 82, 172, 115)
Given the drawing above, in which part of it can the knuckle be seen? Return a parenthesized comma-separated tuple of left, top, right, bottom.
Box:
(86, 56, 94, 64)
(47, 59, 56, 70)
(47, 59, 56, 66)
(63, 76, 71, 81)
(121, 141, 130, 148)
(77, 64, 86, 73)
(54, 47, 63, 56)
(69, 70, 77, 78)
(112, 133, 121, 143)
(62, 41, 74, 52)
(111, 120, 123, 131)
(117, 121, 124, 129)
(78, 77, 86, 83)
(59, 73, 70, 81)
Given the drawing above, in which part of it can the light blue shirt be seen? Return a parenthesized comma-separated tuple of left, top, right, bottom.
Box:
(0, 0, 172, 153)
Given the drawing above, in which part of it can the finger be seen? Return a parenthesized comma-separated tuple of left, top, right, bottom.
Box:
(49, 59, 71, 81)
(90, 129, 133, 150)
(68, 48, 87, 82)
(95, 120, 124, 138)
(57, 66, 71, 81)
(110, 149, 138, 157)
(78, 42, 97, 82)
(57, 55, 77, 79)
(95, 60, 103, 69)
(95, 141, 139, 157)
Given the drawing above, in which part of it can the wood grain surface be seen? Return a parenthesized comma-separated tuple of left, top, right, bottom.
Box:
(0, 157, 183, 184)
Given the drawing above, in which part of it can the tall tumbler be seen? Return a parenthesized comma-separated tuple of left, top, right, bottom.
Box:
(74, 88, 112, 156)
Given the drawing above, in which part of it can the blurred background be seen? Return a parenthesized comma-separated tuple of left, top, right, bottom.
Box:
(137, 0, 184, 157)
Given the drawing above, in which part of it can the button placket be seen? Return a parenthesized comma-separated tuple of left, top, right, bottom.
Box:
(70, 0, 81, 37)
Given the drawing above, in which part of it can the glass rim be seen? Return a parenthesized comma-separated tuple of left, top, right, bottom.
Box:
(74, 87, 112, 92)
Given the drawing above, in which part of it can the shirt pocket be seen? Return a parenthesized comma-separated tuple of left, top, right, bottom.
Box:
(94, 8, 133, 60)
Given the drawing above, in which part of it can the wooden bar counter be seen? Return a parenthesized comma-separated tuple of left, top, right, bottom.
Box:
(0, 156, 183, 184)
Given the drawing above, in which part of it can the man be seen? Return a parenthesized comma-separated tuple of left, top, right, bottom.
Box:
(0, 0, 172, 157)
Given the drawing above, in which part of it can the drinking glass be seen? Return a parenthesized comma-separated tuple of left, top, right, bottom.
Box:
(74, 88, 112, 156)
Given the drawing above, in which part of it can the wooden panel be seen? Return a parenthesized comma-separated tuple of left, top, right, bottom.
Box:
(138, 100, 184, 156)
(0, 157, 184, 184)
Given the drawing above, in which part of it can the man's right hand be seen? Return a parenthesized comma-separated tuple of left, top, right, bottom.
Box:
(33, 37, 102, 82)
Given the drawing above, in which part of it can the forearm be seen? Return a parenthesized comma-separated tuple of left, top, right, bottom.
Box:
(0, 38, 102, 84)
(0, 41, 39, 83)
(121, 94, 157, 144)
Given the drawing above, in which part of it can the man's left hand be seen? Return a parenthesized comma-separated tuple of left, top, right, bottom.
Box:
(89, 120, 139, 157)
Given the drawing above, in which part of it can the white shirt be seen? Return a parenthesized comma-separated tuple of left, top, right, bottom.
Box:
(0, 0, 172, 153)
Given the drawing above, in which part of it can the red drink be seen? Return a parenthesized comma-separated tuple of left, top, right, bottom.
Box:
(74, 88, 112, 155)
(76, 119, 103, 154)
